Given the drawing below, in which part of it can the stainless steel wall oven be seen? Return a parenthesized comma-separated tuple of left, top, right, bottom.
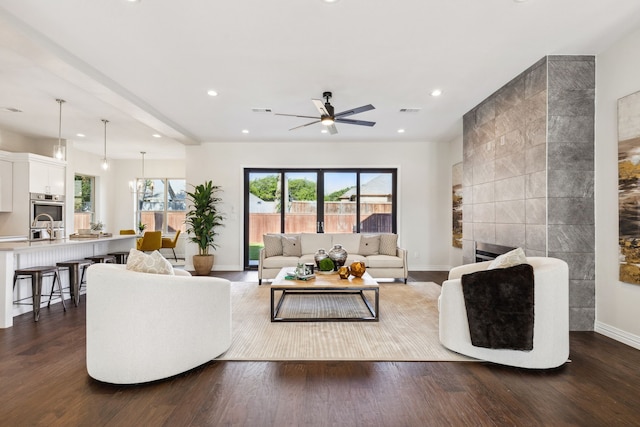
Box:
(30, 192, 65, 240)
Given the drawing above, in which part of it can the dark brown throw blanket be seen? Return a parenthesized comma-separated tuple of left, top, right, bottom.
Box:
(461, 263, 534, 351)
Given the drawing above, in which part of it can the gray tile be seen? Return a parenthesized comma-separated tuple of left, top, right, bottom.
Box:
(548, 252, 595, 280)
(548, 88, 595, 117)
(524, 90, 547, 123)
(473, 202, 495, 223)
(473, 182, 495, 204)
(548, 198, 594, 225)
(525, 59, 547, 99)
(463, 161, 473, 187)
(495, 175, 525, 202)
(549, 56, 595, 90)
(476, 98, 495, 126)
(495, 76, 525, 116)
(548, 115, 594, 143)
(495, 152, 525, 181)
(526, 171, 547, 199)
(495, 200, 525, 224)
(547, 170, 594, 197)
(569, 280, 595, 308)
(473, 141, 495, 167)
(495, 129, 525, 159)
(462, 222, 474, 242)
(526, 224, 547, 251)
(569, 308, 595, 331)
(495, 224, 526, 248)
(462, 239, 475, 264)
(548, 224, 595, 252)
(525, 144, 546, 174)
(473, 223, 496, 245)
(525, 116, 547, 147)
(463, 110, 476, 131)
(462, 186, 474, 207)
(475, 119, 496, 146)
(495, 103, 526, 137)
(525, 249, 546, 257)
(548, 141, 594, 171)
(472, 161, 495, 185)
(526, 198, 546, 225)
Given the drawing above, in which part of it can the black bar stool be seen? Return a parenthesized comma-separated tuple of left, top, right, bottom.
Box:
(56, 259, 94, 306)
(107, 251, 130, 264)
(85, 254, 116, 264)
(13, 266, 66, 322)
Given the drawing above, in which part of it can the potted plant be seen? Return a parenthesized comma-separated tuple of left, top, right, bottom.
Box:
(185, 180, 224, 275)
(137, 221, 146, 234)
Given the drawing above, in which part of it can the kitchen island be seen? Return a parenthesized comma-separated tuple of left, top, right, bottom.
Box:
(0, 234, 136, 328)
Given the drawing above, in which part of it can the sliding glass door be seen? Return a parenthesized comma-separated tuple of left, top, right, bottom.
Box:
(244, 168, 397, 268)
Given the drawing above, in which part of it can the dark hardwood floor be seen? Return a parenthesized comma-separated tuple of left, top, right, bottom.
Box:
(1, 271, 639, 426)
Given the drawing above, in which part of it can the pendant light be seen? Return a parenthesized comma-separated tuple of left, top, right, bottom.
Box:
(53, 99, 66, 160)
(101, 119, 109, 170)
(130, 151, 146, 192)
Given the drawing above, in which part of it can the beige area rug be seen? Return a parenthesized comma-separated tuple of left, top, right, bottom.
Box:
(218, 282, 472, 361)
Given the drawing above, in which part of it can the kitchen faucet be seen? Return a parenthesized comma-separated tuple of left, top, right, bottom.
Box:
(32, 213, 56, 240)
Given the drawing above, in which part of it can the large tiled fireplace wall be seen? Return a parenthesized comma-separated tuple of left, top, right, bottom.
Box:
(461, 55, 595, 330)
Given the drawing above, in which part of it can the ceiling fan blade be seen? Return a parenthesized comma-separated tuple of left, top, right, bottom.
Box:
(275, 113, 319, 119)
(335, 104, 375, 118)
(328, 124, 338, 135)
(335, 118, 376, 127)
(311, 99, 330, 116)
(289, 120, 320, 131)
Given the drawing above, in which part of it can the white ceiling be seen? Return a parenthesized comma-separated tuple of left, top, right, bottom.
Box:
(1, 0, 640, 160)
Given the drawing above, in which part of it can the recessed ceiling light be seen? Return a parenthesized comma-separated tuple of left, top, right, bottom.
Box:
(242, 129, 249, 134)
(76, 133, 85, 137)
(321, 129, 328, 134)
(430, 89, 443, 97)
(323, 0, 339, 3)
(152, 134, 162, 138)
(207, 90, 218, 97)
(397, 129, 405, 133)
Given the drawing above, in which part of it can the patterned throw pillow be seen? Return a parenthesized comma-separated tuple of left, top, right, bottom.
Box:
(379, 234, 398, 256)
(282, 234, 302, 257)
(359, 234, 380, 256)
(263, 234, 283, 257)
(126, 249, 175, 275)
(487, 247, 527, 270)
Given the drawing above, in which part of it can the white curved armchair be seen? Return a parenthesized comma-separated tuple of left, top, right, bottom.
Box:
(86, 264, 231, 384)
(439, 257, 569, 369)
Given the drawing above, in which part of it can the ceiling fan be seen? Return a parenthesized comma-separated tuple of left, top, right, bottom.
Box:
(275, 91, 375, 135)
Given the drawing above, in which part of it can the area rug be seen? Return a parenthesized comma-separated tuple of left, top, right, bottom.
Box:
(218, 282, 472, 361)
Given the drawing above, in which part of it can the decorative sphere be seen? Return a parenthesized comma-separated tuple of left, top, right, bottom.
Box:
(338, 266, 350, 279)
(349, 261, 366, 278)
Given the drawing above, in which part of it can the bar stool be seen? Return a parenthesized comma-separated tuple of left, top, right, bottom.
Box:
(85, 254, 117, 264)
(13, 266, 66, 322)
(56, 259, 94, 306)
(107, 251, 130, 264)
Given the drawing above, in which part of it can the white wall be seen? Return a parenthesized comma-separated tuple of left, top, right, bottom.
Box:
(595, 26, 640, 348)
(185, 141, 453, 272)
(449, 134, 464, 268)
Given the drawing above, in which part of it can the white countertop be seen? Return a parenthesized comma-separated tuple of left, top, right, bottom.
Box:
(0, 234, 136, 252)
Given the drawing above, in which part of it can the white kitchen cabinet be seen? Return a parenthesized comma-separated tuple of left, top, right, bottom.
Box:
(29, 160, 65, 195)
(0, 159, 12, 211)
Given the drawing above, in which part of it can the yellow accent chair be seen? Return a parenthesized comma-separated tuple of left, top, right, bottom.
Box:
(120, 229, 136, 235)
(161, 230, 181, 261)
(136, 231, 162, 252)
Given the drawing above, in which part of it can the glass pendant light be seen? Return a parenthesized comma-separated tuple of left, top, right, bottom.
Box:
(53, 99, 66, 160)
(101, 119, 109, 170)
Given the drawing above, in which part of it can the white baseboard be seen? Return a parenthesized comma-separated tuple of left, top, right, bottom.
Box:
(595, 321, 640, 350)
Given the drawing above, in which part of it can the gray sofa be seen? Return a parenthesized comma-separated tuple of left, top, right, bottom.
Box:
(258, 232, 407, 285)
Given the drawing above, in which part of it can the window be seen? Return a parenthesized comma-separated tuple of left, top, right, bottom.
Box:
(137, 178, 186, 234)
(73, 174, 94, 233)
(244, 168, 397, 268)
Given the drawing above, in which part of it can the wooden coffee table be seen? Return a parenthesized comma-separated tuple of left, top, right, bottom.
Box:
(270, 267, 379, 322)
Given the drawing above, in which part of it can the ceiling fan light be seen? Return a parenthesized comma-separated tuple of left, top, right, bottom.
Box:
(321, 117, 335, 126)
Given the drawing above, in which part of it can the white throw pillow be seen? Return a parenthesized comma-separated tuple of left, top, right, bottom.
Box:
(126, 249, 175, 275)
(359, 234, 380, 256)
(263, 234, 283, 257)
(282, 234, 302, 257)
(379, 234, 398, 256)
(487, 247, 527, 270)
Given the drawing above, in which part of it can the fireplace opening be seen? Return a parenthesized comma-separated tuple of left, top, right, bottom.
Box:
(475, 242, 517, 262)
